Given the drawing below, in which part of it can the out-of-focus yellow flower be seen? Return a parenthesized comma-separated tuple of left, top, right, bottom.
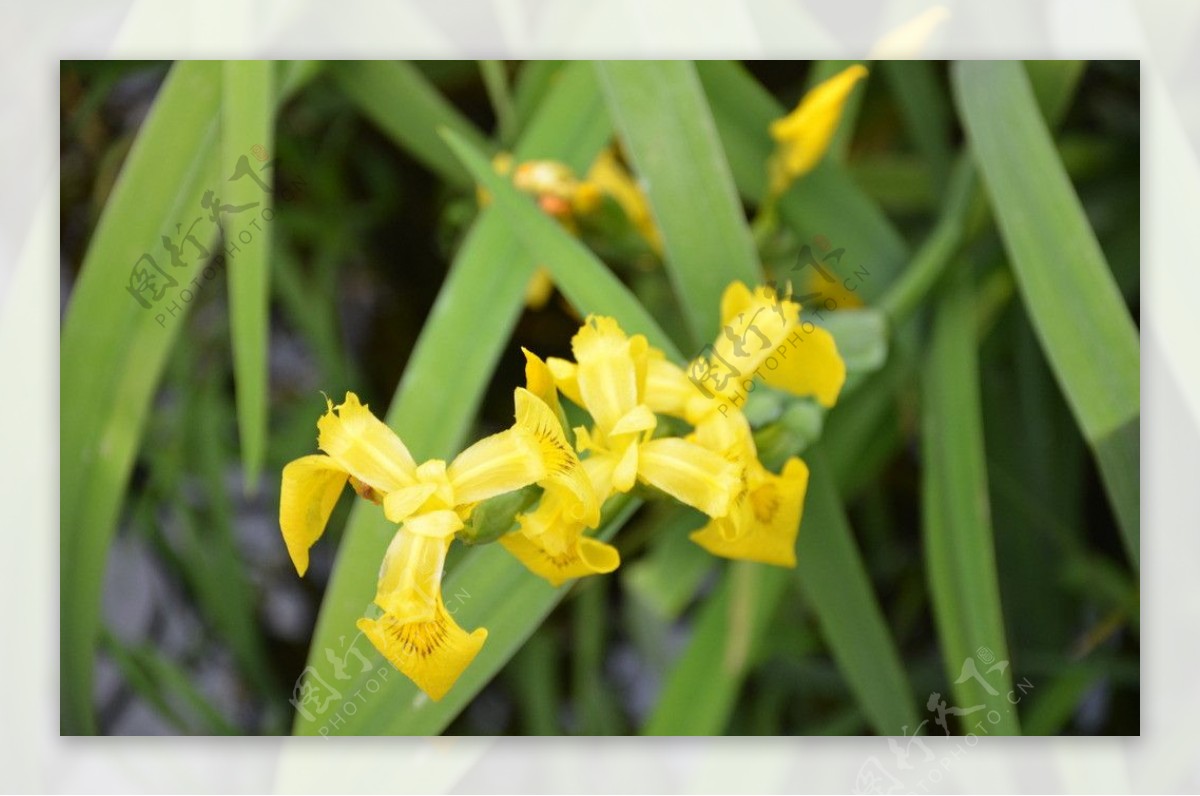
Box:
(548, 316, 742, 520)
(581, 148, 661, 253)
(767, 65, 868, 198)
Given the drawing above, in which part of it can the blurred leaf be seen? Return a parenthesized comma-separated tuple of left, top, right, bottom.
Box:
(953, 60, 1139, 567)
(643, 560, 789, 735)
(222, 59, 273, 490)
(61, 61, 223, 734)
(622, 505, 714, 619)
(479, 60, 517, 145)
(513, 60, 565, 134)
(330, 60, 494, 188)
(794, 448, 921, 735)
(880, 60, 953, 193)
(817, 308, 888, 376)
(100, 629, 239, 735)
(597, 60, 762, 346)
(921, 263, 1020, 734)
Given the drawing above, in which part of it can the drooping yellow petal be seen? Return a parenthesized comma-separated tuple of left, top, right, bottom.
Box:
(690, 457, 809, 566)
(768, 65, 868, 185)
(500, 530, 620, 587)
(757, 321, 846, 407)
(572, 315, 641, 433)
(637, 437, 742, 519)
(279, 455, 348, 576)
(374, 523, 457, 624)
(357, 597, 487, 702)
(317, 392, 417, 493)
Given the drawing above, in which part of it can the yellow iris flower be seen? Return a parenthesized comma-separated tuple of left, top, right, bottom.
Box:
(280, 387, 581, 700)
(767, 64, 868, 199)
(647, 281, 846, 425)
(548, 315, 742, 521)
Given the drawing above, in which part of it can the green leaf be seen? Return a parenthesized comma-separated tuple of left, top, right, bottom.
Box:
(643, 560, 789, 735)
(330, 60, 494, 188)
(921, 263, 1020, 734)
(952, 60, 1139, 566)
(222, 59, 273, 491)
(880, 60, 953, 194)
(596, 60, 762, 345)
(61, 61, 224, 734)
(794, 448, 921, 735)
(442, 128, 682, 359)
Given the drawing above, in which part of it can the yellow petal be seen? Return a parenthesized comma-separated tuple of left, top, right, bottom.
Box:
(637, 437, 742, 518)
(374, 527, 453, 624)
(357, 598, 487, 702)
(719, 281, 757, 329)
(768, 65, 868, 183)
(513, 387, 599, 526)
(500, 530, 620, 587)
(382, 483, 438, 524)
(447, 427, 543, 506)
(758, 321, 846, 407)
(690, 457, 809, 566)
(710, 285, 801, 390)
(521, 348, 562, 415)
(611, 440, 640, 493)
(317, 392, 417, 493)
(609, 403, 657, 437)
(279, 455, 348, 576)
(572, 315, 640, 433)
(546, 357, 583, 407)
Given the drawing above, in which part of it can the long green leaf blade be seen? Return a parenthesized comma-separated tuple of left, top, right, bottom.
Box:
(222, 59, 273, 490)
(952, 60, 1139, 566)
(922, 263, 1020, 734)
(61, 61, 223, 734)
(597, 60, 762, 345)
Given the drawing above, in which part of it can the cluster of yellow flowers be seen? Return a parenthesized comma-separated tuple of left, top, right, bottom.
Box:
(278, 65, 864, 702)
(280, 282, 845, 700)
